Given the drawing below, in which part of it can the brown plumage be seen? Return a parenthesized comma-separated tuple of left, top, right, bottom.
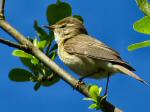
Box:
(64, 34, 135, 71)
(45, 16, 148, 86)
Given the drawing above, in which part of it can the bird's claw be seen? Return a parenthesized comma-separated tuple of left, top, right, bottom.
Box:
(75, 80, 85, 89)
(101, 94, 107, 101)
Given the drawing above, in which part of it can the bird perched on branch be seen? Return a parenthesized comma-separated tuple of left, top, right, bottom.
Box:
(44, 16, 148, 94)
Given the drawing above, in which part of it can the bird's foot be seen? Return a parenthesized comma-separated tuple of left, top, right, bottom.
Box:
(100, 94, 107, 102)
(74, 80, 85, 89)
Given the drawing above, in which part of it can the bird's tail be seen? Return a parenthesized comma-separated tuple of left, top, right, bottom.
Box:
(113, 64, 149, 86)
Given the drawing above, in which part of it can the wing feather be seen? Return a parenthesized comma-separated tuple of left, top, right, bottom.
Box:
(64, 34, 135, 71)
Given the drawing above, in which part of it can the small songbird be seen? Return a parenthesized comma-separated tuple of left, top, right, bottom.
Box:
(45, 16, 148, 89)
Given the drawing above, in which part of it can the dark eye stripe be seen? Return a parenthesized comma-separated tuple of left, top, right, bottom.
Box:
(60, 24, 66, 28)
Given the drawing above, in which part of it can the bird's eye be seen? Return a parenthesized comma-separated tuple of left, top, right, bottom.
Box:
(60, 24, 66, 28)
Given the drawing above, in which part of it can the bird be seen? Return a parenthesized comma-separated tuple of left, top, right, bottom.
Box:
(44, 16, 148, 93)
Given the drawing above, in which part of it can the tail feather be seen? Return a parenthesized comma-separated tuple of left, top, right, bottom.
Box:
(113, 64, 149, 86)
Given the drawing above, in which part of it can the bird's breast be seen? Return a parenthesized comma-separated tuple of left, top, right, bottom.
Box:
(58, 42, 96, 73)
(57, 41, 117, 79)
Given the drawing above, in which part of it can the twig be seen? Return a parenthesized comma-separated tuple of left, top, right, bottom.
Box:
(0, 19, 123, 112)
(0, 0, 5, 19)
(0, 37, 30, 52)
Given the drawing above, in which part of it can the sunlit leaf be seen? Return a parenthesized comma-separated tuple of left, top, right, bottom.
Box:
(9, 68, 33, 82)
(47, 1, 72, 24)
(89, 85, 99, 100)
(89, 104, 97, 109)
(83, 98, 96, 102)
(128, 40, 150, 51)
(33, 38, 38, 47)
(12, 50, 32, 59)
(98, 87, 102, 95)
(134, 16, 150, 34)
(38, 40, 48, 50)
(31, 56, 39, 65)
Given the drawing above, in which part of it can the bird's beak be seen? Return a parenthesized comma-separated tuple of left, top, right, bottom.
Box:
(43, 25, 56, 30)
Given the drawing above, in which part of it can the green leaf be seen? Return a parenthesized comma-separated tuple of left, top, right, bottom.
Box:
(34, 82, 41, 91)
(47, 1, 72, 24)
(134, 16, 150, 34)
(34, 21, 50, 41)
(136, 0, 150, 16)
(41, 75, 60, 87)
(49, 51, 57, 60)
(89, 85, 100, 100)
(20, 58, 35, 71)
(33, 38, 38, 47)
(9, 68, 33, 82)
(38, 40, 48, 50)
(89, 104, 97, 109)
(31, 56, 39, 65)
(12, 50, 32, 58)
(98, 87, 102, 95)
(136, 0, 147, 5)
(73, 15, 84, 23)
(83, 98, 94, 101)
(128, 40, 150, 51)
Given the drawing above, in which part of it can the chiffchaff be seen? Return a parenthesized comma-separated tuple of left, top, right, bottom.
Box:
(44, 17, 148, 89)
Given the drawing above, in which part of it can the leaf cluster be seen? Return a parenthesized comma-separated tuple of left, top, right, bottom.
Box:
(128, 0, 150, 51)
(9, 0, 74, 91)
(83, 85, 105, 110)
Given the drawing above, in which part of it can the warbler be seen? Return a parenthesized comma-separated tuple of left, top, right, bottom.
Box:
(44, 17, 148, 89)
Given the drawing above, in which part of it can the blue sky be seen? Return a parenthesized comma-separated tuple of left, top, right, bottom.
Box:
(0, 0, 150, 112)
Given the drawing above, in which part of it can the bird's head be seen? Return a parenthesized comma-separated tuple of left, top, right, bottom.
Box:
(44, 16, 87, 43)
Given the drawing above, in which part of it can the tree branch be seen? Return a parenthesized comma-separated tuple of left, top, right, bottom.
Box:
(0, 0, 5, 19)
(0, 37, 31, 52)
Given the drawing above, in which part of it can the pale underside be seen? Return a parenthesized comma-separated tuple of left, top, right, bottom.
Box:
(57, 34, 135, 79)
(58, 51, 117, 79)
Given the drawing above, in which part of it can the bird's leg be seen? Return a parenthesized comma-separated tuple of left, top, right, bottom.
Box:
(75, 81, 85, 89)
(75, 74, 93, 89)
(104, 73, 110, 96)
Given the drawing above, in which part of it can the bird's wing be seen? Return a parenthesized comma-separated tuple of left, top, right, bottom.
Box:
(64, 34, 135, 71)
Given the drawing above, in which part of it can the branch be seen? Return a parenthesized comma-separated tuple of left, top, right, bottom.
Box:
(0, 0, 5, 19)
(0, 37, 31, 52)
